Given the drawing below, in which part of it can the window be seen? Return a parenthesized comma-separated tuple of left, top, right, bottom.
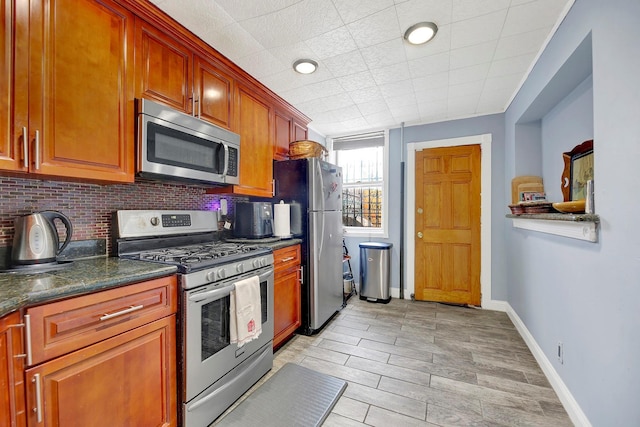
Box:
(332, 131, 388, 237)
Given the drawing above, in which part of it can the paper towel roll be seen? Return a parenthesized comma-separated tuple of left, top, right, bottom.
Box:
(273, 201, 291, 237)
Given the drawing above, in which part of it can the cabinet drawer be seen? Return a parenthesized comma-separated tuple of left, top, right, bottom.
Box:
(26, 275, 177, 366)
(273, 245, 300, 273)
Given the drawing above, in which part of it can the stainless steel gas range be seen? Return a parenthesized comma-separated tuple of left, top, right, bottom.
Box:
(114, 210, 274, 427)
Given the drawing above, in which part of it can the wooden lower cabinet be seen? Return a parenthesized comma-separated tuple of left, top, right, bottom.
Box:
(0, 312, 27, 427)
(25, 315, 176, 427)
(273, 245, 302, 349)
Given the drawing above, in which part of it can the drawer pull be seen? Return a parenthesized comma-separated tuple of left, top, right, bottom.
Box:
(100, 305, 144, 321)
(280, 256, 295, 262)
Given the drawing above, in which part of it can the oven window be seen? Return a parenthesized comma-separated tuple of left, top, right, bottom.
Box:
(201, 295, 230, 361)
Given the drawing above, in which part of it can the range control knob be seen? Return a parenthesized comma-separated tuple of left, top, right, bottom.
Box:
(236, 263, 244, 273)
(253, 259, 260, 268)
(206, 271, 216, 282)
(217, 269, 226, 280)
(260, 258, 267, 267)
(150, 216, 160, 226)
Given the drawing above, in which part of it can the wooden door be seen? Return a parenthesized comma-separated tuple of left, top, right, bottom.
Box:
(29, 0, 134, 182)
(134, 18, 192, 114)
(293, 120, 307, 141)
(0, 312, 27, 427)
(25, 316, 177, 427)
(273, 245, 301, 349)
(235, 85, 273, 197)
(414, 144, 481, 305)
(193, 55, 234, 129)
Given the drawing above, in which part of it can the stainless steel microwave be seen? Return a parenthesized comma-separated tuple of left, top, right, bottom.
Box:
(136, 98, 240, 185)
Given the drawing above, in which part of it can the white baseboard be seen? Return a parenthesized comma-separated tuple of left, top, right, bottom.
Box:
(499, 301, 592, 427)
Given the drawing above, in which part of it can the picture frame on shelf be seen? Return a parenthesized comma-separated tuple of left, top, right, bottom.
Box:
(561, 140, 593, 201)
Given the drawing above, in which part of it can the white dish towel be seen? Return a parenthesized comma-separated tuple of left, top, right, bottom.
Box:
(230, 275, 262, 347)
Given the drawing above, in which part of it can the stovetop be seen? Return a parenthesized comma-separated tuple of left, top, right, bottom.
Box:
(124, 242, 270, 273)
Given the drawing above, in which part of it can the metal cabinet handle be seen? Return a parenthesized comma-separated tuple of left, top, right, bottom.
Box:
(34, 130, 40, 170)
(99, 305, 144, 321)
(24, 314, 32, 366)
(32, 373, 42, 423)
(298, 266, 304, 284)
(280, 256, 295, 262)
(22, 127, 29, 168)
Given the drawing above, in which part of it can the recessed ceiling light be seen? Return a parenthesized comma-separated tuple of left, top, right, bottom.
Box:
(293, 59, 318, 74)
(404, 22, 438, 45)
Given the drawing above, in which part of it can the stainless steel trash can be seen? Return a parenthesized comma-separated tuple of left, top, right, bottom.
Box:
(359, 242, 392, 304)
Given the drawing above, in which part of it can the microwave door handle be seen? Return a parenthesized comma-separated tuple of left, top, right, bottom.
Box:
(222, 144, 229, 178)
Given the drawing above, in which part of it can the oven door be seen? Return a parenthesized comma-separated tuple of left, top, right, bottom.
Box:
(183, 266, 274, 402)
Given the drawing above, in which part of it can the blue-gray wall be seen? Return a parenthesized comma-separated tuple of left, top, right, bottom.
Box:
(345, 0, 640, 424)
(504, 0, 640, 425)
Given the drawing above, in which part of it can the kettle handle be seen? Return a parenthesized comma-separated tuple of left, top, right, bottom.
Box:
(41, 211, 73, 255)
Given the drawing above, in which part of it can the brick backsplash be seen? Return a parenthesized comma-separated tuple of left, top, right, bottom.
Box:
(0, 176, 246, 252)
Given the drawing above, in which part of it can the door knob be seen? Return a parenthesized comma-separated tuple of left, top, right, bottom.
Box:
(417, 208, 423, 214)
(417, 232, 423, 238)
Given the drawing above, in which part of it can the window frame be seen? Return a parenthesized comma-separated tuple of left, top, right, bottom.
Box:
(330, 129, 389, 238)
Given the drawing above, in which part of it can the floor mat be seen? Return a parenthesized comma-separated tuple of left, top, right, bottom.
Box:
(216, 363, 347, 426)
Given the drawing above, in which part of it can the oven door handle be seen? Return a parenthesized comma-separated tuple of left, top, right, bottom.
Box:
(188, 284, 235, 303)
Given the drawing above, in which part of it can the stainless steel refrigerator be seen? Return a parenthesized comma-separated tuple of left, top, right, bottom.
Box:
(274, 158, 343, 335)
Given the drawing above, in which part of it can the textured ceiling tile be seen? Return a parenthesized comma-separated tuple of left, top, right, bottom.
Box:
(323, 51, 368, 77)
(338, 71, 378, 92)
(259, 70, 308, 94)
(365, 112, 397, 128)
(268, 41, 318, 66)
(306, 27, 359, 60)
(408, 52, 450, 78)
(386, 92, 417, 109)
(412, 71, 449, 91)
(477, 87, 513, 111)
(337, 117, 371, 132)
(404, 24, 452, 61)
(332, 0, 395, 24)
(295, 98, 331, 116)
(157, 0, 235, 32)
(450, 9, 507, 49)
(357, 100, 391, 115)
(502, 0, 571, 37)
(395, 0, 453, 29)
(317, 93, 355, 110)
(447, 94, 479, 115)
(214, 0, 301, 21)
(370, 62, 412, 85)
(493, 27, 551, 60)
(330, 105, 364, 121)
(361, 39, 407, 70)
(448, 81, 483, 98)
(487, 53, 536, 78)
(240, 0, 343, 49)
(349, 87, 384, 104)
(482, 73, 522, 93)
(415, 86, 448, 103)
(347, 7, 402, 49)
(378, 80, 415, 97)
(200, 22, 263, 61)
(451, 0, 510, 22)
(449, 62, 490, 85)
(418, 98, 448, 115)
(234, 50, 286, 79)
(449, 40, 497, 69)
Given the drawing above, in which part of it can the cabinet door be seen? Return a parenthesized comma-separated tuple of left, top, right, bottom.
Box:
(0, 312, 27, 427)
(273, 267, 301, 349)
(25, 315, 177, 427)
(274, 110, 292, 160)
(293, 120, 308, 142)
(1, 0, 28, 172)
(27, 0, 134, 182)
(235, 85, 273, 197)
(194, 55, 234, 129)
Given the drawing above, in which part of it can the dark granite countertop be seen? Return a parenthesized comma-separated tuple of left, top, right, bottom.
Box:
(0, 257, 177, 317)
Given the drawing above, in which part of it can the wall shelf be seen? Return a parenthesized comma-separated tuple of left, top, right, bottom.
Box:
(507, 213, 599, 242)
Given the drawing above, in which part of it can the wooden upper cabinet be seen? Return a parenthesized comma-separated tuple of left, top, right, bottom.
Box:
(19, 0, 135, 182)
(274, 110, 292, 160)
(293, 120, 308, 141)
(194, 55, 234, 130)
(134, 18, 192, 114)
(233, 85, 273, 197)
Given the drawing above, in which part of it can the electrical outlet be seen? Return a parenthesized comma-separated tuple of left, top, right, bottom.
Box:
(557, 341, 564, 364)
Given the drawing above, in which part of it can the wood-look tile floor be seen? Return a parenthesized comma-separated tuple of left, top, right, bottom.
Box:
(220, 297, 573, 426)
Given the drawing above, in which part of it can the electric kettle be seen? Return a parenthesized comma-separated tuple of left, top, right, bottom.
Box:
(11, 211, 73, 265)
